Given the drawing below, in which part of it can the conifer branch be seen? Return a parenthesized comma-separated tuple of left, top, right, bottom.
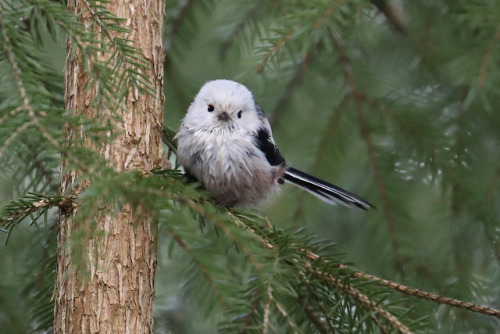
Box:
(242, 290, 260, 334)
(262, 284, 273, 334)
(231, 212, 500, 322)
(269, 49, 313, 127)
(306, 262, 413, 334)
(312, 0, 344, 30)
(0, 121, 34, 160)
(346, 267, 500, 318)
(273, 299, 302, 334)
(0, 193, 64, 229)
(1, 13, 62, 152)
(357, 104, 402, 259)
(230, 212, 410, 332)
(256, 29, 296, 74)
(330, 32, 403, 269)
(169, 229, 227, 307)
(484, 172, 500, 203)
(81, 0, 155, 97)
(303, 250, 500, 319)
(3, 176, 499, 329)
(477, 23, 500, 87)
(292, 95, 348, 224)
(166, 0, 197, 51)
(219, 0, 267, 58)
(384, 108, 439, 158)
(371, 0, 407, 34)
(0, 105, 24, 128)
(298, 294, 329, 334)
(173, 196, 264, 272)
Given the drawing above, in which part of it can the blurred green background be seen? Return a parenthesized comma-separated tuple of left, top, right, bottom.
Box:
(1, 0, 500, 333)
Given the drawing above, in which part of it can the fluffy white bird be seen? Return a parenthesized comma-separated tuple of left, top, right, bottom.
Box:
(175, 79, 372, 209)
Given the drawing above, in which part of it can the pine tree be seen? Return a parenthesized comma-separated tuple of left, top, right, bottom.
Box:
(1, 1, 500, 333)
(52, 0, 164, 332)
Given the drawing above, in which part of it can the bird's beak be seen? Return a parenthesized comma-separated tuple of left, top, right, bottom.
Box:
(218, 111, 230, 121)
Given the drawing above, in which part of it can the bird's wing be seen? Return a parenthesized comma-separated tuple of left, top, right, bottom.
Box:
(252, 104, 286, 166)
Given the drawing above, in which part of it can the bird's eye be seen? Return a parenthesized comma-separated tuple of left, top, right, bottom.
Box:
(237, 110, 242, 119)
(208, 104, 214, 112)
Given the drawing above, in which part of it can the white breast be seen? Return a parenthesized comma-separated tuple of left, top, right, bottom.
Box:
(176, 125, 283, 207)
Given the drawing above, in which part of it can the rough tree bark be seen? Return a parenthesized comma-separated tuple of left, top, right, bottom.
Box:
(54, 0, 164, 333)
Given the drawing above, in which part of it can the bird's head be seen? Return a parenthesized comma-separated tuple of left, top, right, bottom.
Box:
(182, 79, 263, 132)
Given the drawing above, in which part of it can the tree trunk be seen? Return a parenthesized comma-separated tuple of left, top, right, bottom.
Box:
(54, 0, 164, 333)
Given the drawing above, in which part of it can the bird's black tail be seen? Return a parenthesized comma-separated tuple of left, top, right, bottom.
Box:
(283, 167, 373, 210)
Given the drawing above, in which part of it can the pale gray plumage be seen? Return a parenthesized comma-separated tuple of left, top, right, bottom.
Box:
(175, 79, 373, 209)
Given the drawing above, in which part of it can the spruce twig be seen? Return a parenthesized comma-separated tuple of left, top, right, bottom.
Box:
(230, 212, 500, 321)
(169, 229, 227, 307)
(330, 31, 403, 270)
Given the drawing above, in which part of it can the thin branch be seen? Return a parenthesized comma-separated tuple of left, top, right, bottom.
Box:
(273, 299, 303, 334)
(302, 250, 500, 319)
(371, 0, 407, 34)
(256, 29, 297, 74)
(0, 121, 34, 160)
(0, 194, 65, 229)
(169, 229, 227, 307)
(330, 32, 402, 269)
(242, 290, 261, 334)
(313, 0, 344, 30)
(384, 108, 439, 159)
(262, 284, 273, 334)
(174, 197, 264, 272)
(2, 23, 59, 150)
(309, 263, 413, 334)
(219, 0, 267, 58)
(165, 0, 197, 51)
(292, 95, 348, 224)
(298, 296, 330, 334)
(483, 172, 500, 204)
(477, 23, 500, 87)
(6, 185, 499, 323)
(23, 138, 60, 194)
(269, 48, 312, 127)
(231, 213, 410, 332)
(358, 105, 402, 261)
(348, 267, 500, 318)
(0, 105, 24, 128)
(232, 213, 500, 320)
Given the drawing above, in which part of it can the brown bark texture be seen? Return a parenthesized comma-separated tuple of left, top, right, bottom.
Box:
(54, 0, 165, 333)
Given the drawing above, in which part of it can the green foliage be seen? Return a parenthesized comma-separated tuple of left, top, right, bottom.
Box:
(1, 0, 500, 333)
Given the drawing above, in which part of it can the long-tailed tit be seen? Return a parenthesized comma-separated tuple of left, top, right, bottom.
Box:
(175, 79, 373, 209)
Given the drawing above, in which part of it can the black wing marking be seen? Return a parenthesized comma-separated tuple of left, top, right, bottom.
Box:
(253, 128, 286, 166)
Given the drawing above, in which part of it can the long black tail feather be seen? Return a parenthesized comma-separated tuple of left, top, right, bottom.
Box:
(283, 167, 373, 210)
